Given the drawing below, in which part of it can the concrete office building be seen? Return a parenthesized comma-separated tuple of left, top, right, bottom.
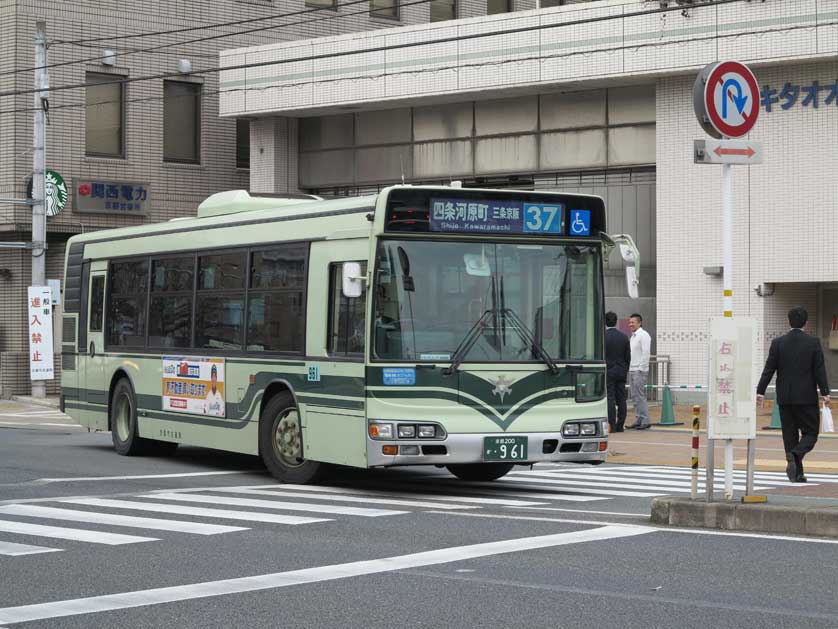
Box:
(0, 0, 494, 395)
(220, 0, 838, 390)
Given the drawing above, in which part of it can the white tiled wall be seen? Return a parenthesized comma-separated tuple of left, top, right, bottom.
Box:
(657, 61, 838, 388)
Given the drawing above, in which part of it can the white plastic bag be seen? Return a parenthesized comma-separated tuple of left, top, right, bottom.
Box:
(821, 405, 834, 433)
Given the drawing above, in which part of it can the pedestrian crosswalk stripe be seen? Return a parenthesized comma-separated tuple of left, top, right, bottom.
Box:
(210, 487, 478, 510)
(369, 481, 607, 503)
(0, 505, 248, 536)
(148, 492, 409, 517)
(61, 498, 331, 525)
(0, 519, 158, 545)
(592, 465, 838, 483)
(500, 474, 667, 497)
(514, 470, 766, 491)
(276, 483, 550, 507)
(442, 477, 664, 498)
(551, 467, 799, 487)
(0, 540, 62, 556)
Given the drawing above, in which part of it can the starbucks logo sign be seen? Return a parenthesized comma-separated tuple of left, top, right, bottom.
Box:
(45, 170, 68, 217)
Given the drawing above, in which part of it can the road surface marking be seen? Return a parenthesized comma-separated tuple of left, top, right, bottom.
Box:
(427, 510, 838, 544)
(340, 481, 605, 503)
(0, 505, 247, 536)
(0, 519, 157, 545)
(555, 467, 801, 487)
(204, 487, 477, 510)
(0, 525, 651, 625)
(514, 506, 649, 517)
(37, 471, 256, 483)
(61, 498, 331, 525)
(277, 483, 549, 507)
(148, 492, 408, 517)
(0, 540, 62, 556)
(489, 477, 664, 497)
(513, 470, 766, 491)
(0, 422, 83, 428)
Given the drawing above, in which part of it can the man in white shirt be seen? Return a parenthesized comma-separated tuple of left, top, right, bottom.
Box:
(202, 365, 225, 417)
(627, 313, 652, 430)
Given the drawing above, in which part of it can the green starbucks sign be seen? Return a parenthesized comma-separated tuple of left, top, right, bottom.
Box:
(44, 170, 68, 217)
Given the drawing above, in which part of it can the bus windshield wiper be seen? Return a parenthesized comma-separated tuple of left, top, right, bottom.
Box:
(443, 310, 493, 376)
(501, 307, 560, 375)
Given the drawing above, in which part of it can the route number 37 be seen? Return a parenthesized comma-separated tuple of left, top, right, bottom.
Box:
(523, 204, 563, 234)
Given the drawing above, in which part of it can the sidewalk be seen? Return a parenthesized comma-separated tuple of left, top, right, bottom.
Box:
(608, 403, 838, 480)
(10, 395, 60, 409)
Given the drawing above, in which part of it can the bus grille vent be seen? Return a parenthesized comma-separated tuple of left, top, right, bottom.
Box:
(62, 317, 76, 345)
(61, 353, 76, 371)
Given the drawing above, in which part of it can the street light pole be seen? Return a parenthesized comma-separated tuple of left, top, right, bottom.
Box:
(31, 20, 48, 399)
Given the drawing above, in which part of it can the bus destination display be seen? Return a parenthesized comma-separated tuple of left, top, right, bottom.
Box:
(430, 198, 564, 235)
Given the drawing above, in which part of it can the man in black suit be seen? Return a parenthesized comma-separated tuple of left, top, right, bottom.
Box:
(756, 307, 831, 482)
(605, 311, 631, 432)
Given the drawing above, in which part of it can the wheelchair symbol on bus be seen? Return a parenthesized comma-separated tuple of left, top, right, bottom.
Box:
(570, 210, 590, 236)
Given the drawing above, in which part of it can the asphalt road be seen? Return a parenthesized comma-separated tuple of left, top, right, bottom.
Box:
(2, 402, 838, 628)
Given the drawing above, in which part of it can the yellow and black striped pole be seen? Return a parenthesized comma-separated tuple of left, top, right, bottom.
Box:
(691, 405, 700, 499)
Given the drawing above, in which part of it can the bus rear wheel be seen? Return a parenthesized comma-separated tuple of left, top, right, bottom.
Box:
(446, 463, 514, 482)
(259, 391, 324, 484)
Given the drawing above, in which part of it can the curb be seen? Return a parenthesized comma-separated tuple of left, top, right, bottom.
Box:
(10, 395, 60, 409)
(650, 496, 838, 538)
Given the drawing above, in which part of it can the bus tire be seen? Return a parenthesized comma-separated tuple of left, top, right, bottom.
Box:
(259, 391, 324, 484)
(110, 378, 149, 456)
(446, 463, 514, 482)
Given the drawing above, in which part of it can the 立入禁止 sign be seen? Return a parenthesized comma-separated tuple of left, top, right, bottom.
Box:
(162, 357, 225, 417)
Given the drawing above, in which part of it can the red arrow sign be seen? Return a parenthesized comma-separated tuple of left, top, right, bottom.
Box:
(713, 145, 755, 157)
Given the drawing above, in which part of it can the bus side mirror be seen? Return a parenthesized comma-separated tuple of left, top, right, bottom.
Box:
(619, 243, 639, 300)
(602, 233, 640, 300)
(342, 262, 364, 299)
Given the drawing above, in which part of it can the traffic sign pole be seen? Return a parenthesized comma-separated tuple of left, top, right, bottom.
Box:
(693, 60, 761, 503)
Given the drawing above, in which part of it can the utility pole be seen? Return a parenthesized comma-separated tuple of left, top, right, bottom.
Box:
(31, 21, 48, 399)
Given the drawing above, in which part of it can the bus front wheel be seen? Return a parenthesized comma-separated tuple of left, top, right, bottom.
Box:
(259, 392, 324, 484)
(110, 378, 150, 456)
(446, 463, 514, 482)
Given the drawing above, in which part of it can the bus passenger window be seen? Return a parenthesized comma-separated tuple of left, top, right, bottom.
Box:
(329, 262, 366, 356)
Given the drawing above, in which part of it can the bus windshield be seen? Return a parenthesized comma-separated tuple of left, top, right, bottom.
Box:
(372, 239, 603, 364)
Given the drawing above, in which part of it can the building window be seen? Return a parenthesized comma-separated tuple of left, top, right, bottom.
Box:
(540, 0, 564, 7)
(247, 244, 308, 353)
(486, 0, 510, 14)
(305, 0, 336, 6)
(430, 0, 455, 21)
(236, 119, 250, 169)
(85, 72, 124, 158)
(108, 260, 148, 348)
(370, 0, 398, 19)
(164, 80, 201, 163)
(328, 262, 366, 356)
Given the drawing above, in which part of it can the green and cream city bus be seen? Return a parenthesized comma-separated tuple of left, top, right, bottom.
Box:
(60, 185, 639, 484)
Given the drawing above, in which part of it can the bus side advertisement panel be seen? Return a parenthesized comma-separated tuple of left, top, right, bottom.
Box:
(161, 357, 226, 418)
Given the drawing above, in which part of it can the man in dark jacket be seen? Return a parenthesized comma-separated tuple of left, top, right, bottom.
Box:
(756, 307, 831, 482)
(605, 311, 631, 432)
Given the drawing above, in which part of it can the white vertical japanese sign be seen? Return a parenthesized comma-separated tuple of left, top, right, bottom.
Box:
(708, 316, 756, 440)
(27, 286, 54, 380)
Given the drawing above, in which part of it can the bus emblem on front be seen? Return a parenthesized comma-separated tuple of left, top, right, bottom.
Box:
(489, 375, 513, 403)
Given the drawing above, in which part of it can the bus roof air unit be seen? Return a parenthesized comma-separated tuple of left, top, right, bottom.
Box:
(196, 190, 322, 218)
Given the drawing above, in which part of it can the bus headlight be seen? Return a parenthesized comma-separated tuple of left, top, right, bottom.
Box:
(580, 423, 597, 436)
(562, 423, 580, 436)
(418, 425, 436, 438)
(398, 424, 416, 438)
(369, 422, 394, 440)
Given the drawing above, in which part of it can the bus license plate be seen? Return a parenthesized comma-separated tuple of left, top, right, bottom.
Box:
(483, 436, 528, 462)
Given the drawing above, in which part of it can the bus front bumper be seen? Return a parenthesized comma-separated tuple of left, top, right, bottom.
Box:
(366, 431, 607, 467)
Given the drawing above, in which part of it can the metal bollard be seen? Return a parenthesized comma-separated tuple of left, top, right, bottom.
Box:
(691, 405, 700, 499)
